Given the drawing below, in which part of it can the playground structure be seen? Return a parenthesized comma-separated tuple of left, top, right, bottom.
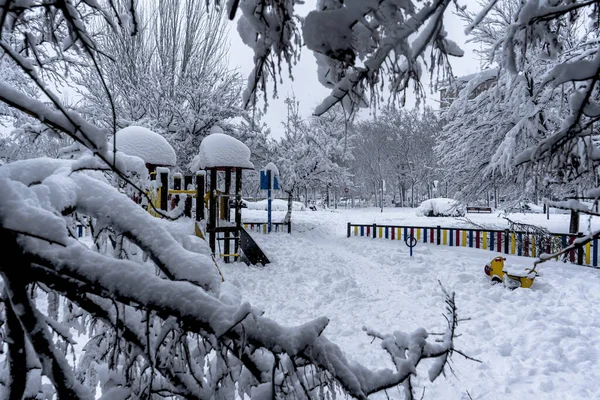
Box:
(144, 168, 272, 265)
(347, 222, 598, 268)
(113, 125, 271, 265)
(142, 131, 270, 265)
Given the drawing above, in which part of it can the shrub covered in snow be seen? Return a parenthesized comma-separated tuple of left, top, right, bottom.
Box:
(246, 199, 306, 211)
(416, 198, 466, 217)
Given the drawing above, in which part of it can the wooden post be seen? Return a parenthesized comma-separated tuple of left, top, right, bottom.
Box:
(173, 173, 181, 210)
(437, 225, 441, 245)
(347, 222, 351, 238)
(373, 223, 377, 238)
(504, 229, 510, 254)
(569, 210, 579, 234)
(159, 170, 168, 212)
(577, 232, 584, 265)
(196, 172, 205, 221)
(209, 169, 217, 256)
(235, 168, 242, 262)
(224, 169, 232, 263)
(184, 175, 192, 218)
(288, 219, 292, 234)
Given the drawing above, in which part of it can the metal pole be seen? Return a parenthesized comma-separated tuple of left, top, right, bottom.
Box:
(267, 170, 272, 233)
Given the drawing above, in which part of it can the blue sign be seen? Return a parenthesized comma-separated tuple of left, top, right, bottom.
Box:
(260, 170, 279, 190)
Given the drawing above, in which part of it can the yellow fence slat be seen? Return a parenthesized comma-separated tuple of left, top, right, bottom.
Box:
(511, 233, 516, 254)
(443, 229, 447, 245)
(586, 242, 591, 265)
(462, 230, 467, 247)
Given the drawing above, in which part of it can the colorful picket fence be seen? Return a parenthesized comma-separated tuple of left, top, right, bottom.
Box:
(347, 223, 598, 267)
(243, 221, 291, 234)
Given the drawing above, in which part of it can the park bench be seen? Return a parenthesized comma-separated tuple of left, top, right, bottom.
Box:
(466, 206, 493, 213)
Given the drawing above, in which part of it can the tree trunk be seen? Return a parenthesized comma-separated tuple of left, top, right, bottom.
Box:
(402, 186, 405, 207)
(334, 189, 338, 209)
(305, 186, 308, 207)
(284, 191, 293, 223)
(494, 187, 499, 209)
(380, 179, 384, 213)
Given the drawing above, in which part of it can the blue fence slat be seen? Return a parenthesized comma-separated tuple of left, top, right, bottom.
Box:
(404, 227, 408, 240)
(594, 239, 598, 267)
(385, 227, 389, 239)
(449, 229, 454, 246)
(469, 230, 473, 247)
(360, 226, 364, 237)
(489, 231, 494, 251)
(424, 228, 428, 243)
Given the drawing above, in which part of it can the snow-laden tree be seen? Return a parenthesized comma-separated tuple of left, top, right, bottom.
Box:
(276, 98, 352, 221)
(232, 0, 464, 115)
(0, 1, 470, 399)
(351, 118, 393, 211)
(232, 107, 276, 199)
(437, 0, 600, 261)
(438, 0, 599, 208)
(351, 108, 441, 209)
(437, 0, 566, 204)
(75, 0, 243, 172)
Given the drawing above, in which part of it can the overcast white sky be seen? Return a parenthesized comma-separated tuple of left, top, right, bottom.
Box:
(225, 1, 484, 140)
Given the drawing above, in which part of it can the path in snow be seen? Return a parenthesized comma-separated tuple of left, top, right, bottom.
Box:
(223, 208, 600, 399)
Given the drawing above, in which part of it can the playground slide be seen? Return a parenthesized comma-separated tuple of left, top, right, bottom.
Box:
(239, 226, 270, 266)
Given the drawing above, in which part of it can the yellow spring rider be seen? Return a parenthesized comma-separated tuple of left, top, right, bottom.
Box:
(484, 257, 538, 289)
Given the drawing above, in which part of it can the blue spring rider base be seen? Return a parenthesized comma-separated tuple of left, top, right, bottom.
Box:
(405, 235, 417, 257)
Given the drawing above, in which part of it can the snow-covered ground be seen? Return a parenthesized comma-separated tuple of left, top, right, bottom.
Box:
(221, 206, 600, 399)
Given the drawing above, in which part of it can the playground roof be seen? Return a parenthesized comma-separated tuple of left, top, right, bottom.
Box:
(193, 133, 254, 170)
(111, 126, 176, 167)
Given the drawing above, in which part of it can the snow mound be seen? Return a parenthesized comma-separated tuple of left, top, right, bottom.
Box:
(192, 133, 254, 170)
(111, 126, 176, 167)
(246, 199, 305, 211)
(416, 198, 465, 217)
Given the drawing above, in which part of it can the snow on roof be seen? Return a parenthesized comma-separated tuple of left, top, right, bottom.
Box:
(111, 126, 176, 167)
(193, 133, 254, 170)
